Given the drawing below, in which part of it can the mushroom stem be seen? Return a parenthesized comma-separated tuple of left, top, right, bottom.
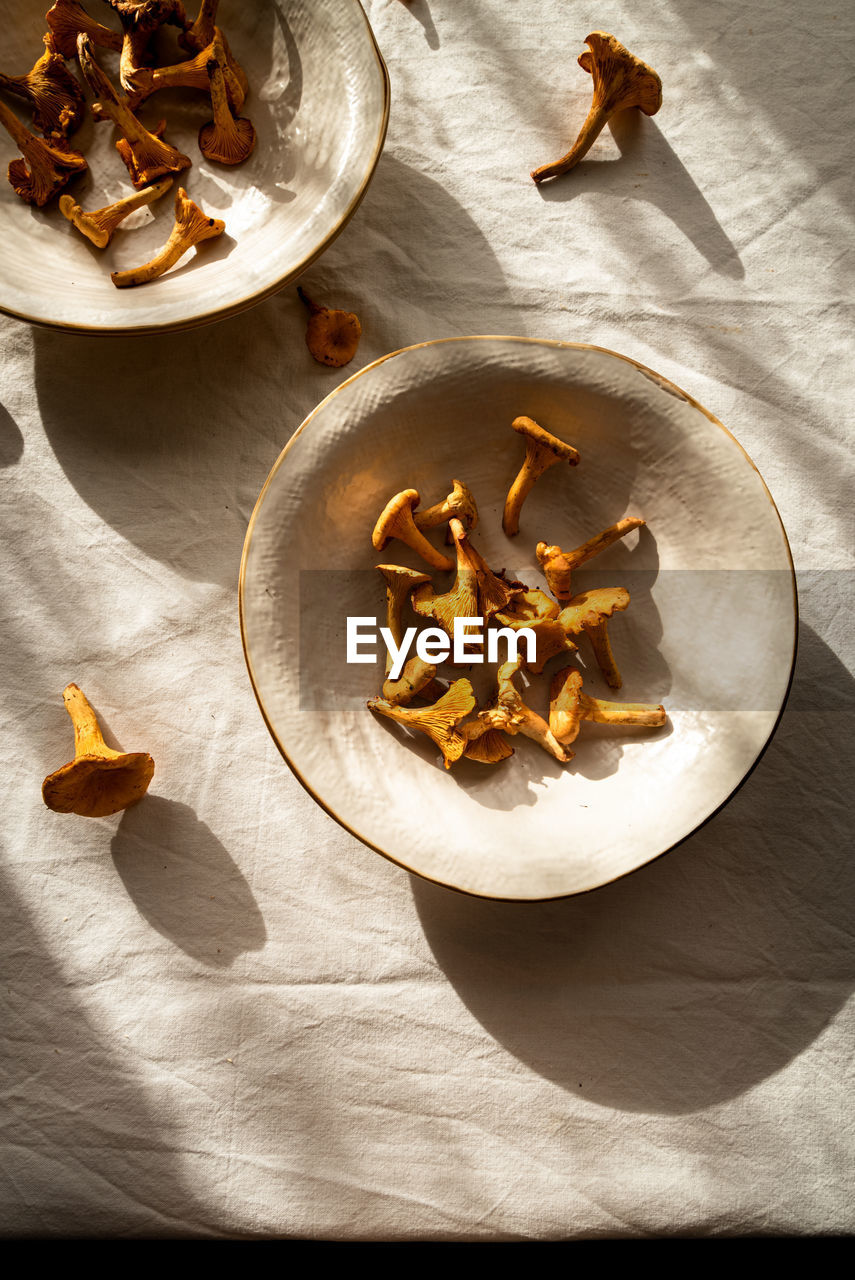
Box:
(531, 100, 610, 183)
(579, 693, 666, 727)
(110, 185, 224, 287)
(583, 619, 621, 688)
(59, 175, 173, 247)
(537, 518, 644, 599)
(64, 683, 116, 758)
(180, 0, 218, 51)
(77, 34, 191, 187)
(127, 32, 245, 109)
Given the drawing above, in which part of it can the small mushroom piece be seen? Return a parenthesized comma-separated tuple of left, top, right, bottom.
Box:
(198, 38, 256, 165)
(298, 286, 362, 368)
(558, 586, 631, 689)
(46, 0, 124, 58)
(414, 479, 479, 539)
(0, 35, 86, 138)
(372, 490, 454, 572)
(367, 678, 476, 769)
(101, 0, 191, 93)
(76, 34, 191, 188)
(42, 683, 155, 817)
(110, 185, 224, 287)
(549, 666, 665, 745)
(480, 658, 571, 762)
(59, 174, 172, 247)
(126, 30, 246, 110)
(381, 656, 438, 705)
(531, 31, 662, 184)
(376, 564, 431, 676)
(536, 517, 645, 600)
(0, 97, 87, 205)
(502, 416, 580, 537)
(494, 587, 559, 626)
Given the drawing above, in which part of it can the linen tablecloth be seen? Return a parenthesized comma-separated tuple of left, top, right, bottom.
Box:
(1, 0, 852, 1238)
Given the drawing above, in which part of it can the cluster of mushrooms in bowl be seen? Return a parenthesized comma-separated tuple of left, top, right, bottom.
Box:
(367, 415, 668, 770)
(0, 0, 389, 331)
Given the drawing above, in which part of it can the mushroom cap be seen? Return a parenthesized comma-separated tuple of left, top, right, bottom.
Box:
(549, 667, 585, 746)
(198, 113, 256, 166)
(463, 726, 514, 764)
(494, 587, 559, 626)
(579, 31, 662, 117)
(512, 416, 580, 465)
(59, 194, 110, 246)
(558, 586, 630, 635)
(42, 750, 155, 817)
(372, 489, 422, 550)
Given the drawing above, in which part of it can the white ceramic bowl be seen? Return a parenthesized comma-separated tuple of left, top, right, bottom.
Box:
(0, 0, 388, 332)
(240, 337, 796, 900)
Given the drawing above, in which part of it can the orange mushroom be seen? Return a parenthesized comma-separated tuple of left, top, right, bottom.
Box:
(42, 684, 155, 817)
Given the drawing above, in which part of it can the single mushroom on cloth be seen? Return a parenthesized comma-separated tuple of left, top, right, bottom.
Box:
(42, 683, 155, 817)
(478, 657, 571, 763)
(0, 97, 87, 205)
(557, 586, 631, 689)
(46, 0, 124, 58)
(412, 517, 522, 643)
(197, 35, 256, 165)
(0, 35, 86, 138)
(298, 286, 362, 368)
(531, 31, 662, 184)
(502, 416, 580, 537)
(60, 174, 172, 247)
(549, 666, 666, 747)
(372, 490, 454, 572)
(76, 34, 191, 188)
(367, 678, 476, 770)
(536, 516, 644, 601)
(110, 184, 224, 287)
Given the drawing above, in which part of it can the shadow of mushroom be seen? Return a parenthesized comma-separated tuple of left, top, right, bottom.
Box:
(536, 111, 744, 281)
(111, 795, 267, 967)
(411, 618, 855, 1115)
(0, 399, 23, 467)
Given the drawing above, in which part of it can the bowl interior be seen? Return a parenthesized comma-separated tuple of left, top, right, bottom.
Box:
(241, 337, 796, 900)
(0, 0, 387, 331)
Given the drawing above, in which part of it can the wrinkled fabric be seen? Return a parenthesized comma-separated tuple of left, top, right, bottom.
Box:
(1, 0, 853, 1239)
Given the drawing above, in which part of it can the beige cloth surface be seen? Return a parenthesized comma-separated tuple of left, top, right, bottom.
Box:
(1, 0, 853, 1238)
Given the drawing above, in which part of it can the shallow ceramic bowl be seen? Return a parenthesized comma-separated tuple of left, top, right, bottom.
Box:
(240, 337, 796, 900)
(0, 0, 388, 333)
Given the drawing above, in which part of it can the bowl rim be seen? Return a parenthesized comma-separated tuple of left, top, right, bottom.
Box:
(239, 334, 799, 901)
(0, 0, 390, 336)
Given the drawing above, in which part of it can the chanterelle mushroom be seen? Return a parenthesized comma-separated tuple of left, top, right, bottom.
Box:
(179, 3, 249, 100)
(558, 586, 631, 689)
(60, 175, 172, 247)
(298, 286, 362, 368)
(479, 657, 571, 762)
(413, 517, 521, 640)
(0, 35, 86, 138)
(372, 490, 454, 572)
(502, 416, 580, 537)
(368, 679, 476, 769)
(198, 36, 256, 165)
(110, 185, 224, 287)
(376, 565, 431, 672)
(536, 517, 644, 600)
(0, 97, 87, 205)
(101, 0, 191, 94)
(42, 683, 155, 817)
(126, 31, 246, 110)
(77, 34, 191, 188)
(46, 0, 124, 58)
(549, 666, 666, 746)
(531, 31, 662, 184)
